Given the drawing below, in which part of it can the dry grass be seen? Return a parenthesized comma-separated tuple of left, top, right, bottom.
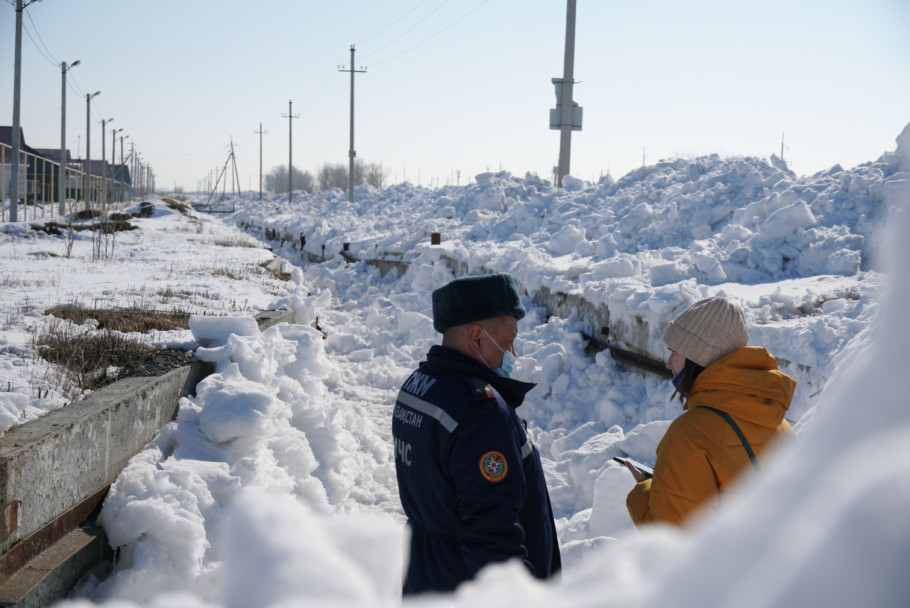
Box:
(45, 304, 190, 332)
(36, 329, 190, 391)
(163, 197, 191, 215)
(214, 237, 261, 248)
(212, 266, 243, 280)
(35, 305, 193, 392)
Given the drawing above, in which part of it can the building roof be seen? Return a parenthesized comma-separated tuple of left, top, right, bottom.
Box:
(0, 126, 27, 148)
(33, 148, 75, 164)
(81, 159, 113, 178)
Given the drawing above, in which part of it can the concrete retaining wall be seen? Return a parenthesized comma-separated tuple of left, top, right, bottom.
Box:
(0, 369, 192, 553)
(0, 308, 296, 605)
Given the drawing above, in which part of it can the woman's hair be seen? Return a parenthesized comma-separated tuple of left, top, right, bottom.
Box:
(671, 358, 705, 403)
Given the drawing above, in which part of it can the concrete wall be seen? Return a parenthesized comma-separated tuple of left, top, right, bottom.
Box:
(0, 308, 296, 555)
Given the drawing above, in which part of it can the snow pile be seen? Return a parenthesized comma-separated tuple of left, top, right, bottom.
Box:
(0, 198, 287, 437)
(83, 316, 403, 604)
(234, 148, 898, 428)
(234, 151, 896, 289)
(54, 126, 909, 607)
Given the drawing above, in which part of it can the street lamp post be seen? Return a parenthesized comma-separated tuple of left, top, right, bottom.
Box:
(59, 60, 80, 214)
(110, 127, 121, 203)
(100, 118, 113, 207)
(10, 0, 44, 222)
(84, 91, 100, 209)
(120, 134, 129, 202)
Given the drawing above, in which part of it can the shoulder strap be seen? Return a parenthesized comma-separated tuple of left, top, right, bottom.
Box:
(701, 406, 760, 471)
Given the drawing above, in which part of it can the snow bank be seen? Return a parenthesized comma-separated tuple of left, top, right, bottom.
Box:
(59, 125, 909, 607)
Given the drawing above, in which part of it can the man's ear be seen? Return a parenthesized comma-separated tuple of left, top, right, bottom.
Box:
(466, 323, 485, 353)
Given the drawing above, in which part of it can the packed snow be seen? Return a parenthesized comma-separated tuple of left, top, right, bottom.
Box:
(0, 124, 906, 607)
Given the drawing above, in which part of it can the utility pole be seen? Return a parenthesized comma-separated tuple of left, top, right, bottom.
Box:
(111, 128, 121, 201)
(549, 0, 582, 188)
(10, 0, 43, 221)
(230, 138, 241, 198)
(781, 133, 785, 160)
(60, 60, 80, 214)
(339, 45, 367, 203)
(282, 100, 299, 205)
(101, 118, 113, 206)
(84, 91, 100, 209)
(255, 122, 267, 199)
(120, 133, 128, 202)
(130, 141, 135, 200)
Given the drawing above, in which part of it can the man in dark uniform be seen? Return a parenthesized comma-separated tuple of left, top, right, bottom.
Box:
(392, 273, 561, 595)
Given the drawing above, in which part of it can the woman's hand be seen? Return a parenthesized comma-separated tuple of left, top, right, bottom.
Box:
(625, 460, 651, 483)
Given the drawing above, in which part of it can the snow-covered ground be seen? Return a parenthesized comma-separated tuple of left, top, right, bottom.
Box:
(0, 202, 290, 433)
(0, 124, 906, 607)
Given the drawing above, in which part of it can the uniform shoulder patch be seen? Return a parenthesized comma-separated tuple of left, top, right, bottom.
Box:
(479, 450, 508, 482)
(467, 377, 495, 401)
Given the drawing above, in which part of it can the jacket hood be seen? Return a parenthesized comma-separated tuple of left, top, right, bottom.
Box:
(687, 346, 796, 429)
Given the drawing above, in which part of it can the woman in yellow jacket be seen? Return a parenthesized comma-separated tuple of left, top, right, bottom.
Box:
(626, 296, 796, 526)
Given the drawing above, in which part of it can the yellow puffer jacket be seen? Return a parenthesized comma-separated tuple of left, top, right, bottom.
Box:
(627, 346, 796, 526)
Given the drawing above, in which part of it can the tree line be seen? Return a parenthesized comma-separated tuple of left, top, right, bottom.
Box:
(265, 160, 386, 194)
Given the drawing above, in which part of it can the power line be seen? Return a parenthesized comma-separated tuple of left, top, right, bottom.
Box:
(21, 18, 57, 66)
(355, 0, 432, 46)
(368, 0, 491, 67)
(25, 9, 58, 65)
(359, 0, 450, 62)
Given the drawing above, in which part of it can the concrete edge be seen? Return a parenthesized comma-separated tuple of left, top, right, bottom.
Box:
(0, 308, 295, 553)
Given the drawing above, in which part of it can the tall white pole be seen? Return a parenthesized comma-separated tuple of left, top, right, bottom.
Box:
(557, 0, 577, 187)
(340, 46, 366, 203)
(101, 118, 111, 207)
(111, 128, 116, 201)
(282, 100, 299, 204)
(85, 94, 91, 209)
(348, 45, 355, 203)
(288, 101, 292, 202)
(59, 61, 80, 214)
(10, 0, 26, 221)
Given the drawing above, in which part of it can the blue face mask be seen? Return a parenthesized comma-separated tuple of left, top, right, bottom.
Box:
(671, 364, 698, 395)
(671, 368, 685, 389)
(483, 329, 517, 378)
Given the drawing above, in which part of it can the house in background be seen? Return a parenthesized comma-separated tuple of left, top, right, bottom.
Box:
(1, 126, 30, 201)
(2, 127, 69, 203)
(3, 126, 131, 206)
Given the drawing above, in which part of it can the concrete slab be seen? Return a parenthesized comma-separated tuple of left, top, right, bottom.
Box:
(0, 527, 110, 608)
(0, 309, 295, 561)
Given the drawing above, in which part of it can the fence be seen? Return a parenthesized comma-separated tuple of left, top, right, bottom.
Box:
(1, 142, 132, 222)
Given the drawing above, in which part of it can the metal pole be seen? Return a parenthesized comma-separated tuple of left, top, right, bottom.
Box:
(557, 0, 577, 187)
(282, 100, 299, 205)
(258, 122, 263, 199)
(288, 101, 292, 202)
(120, 134, 127, 202)
(340, 46, 367, 203)
(111, 128, 116, 202)
(101, 119, 109, 206)
(59, 61, 78, 214)
(348, 45, 355, 203)
(10, 0, 26, 222)
(85, 94, 91, 209)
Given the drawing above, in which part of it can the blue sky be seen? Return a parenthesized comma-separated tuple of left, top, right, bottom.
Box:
(3, 0, 909, 191)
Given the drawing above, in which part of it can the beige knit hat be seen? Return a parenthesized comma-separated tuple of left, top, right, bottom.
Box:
(663, 297, 748, 367)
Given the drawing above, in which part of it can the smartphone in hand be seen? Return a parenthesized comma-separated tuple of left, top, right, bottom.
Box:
(613, 456, 654, 478)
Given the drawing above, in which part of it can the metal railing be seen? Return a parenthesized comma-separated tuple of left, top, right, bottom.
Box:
(1, 143, 132, 222)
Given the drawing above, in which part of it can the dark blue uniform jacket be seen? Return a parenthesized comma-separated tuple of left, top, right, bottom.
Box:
(393, 345, 561, 595)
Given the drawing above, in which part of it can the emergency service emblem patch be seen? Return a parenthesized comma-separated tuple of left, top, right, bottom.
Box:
(479, 451, 508, 482)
